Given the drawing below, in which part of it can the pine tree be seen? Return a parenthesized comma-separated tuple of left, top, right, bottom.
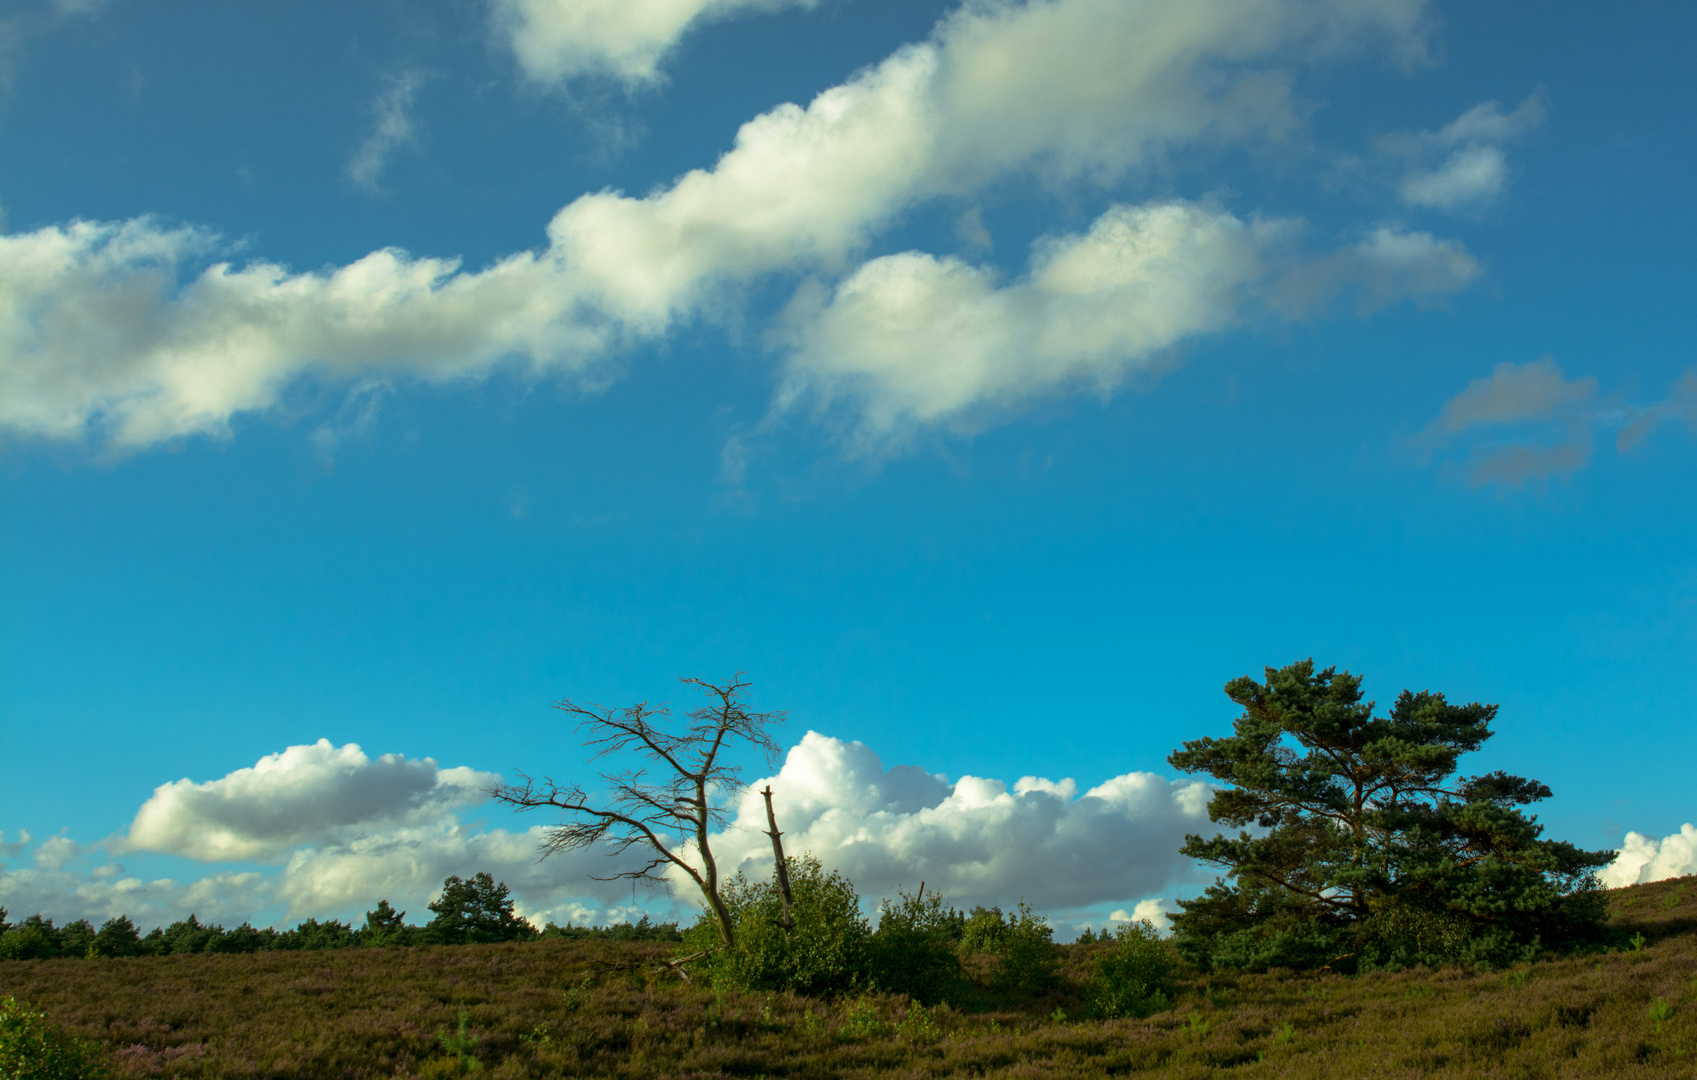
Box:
(1168, 659, 1611, 972)
(426, 873, 536, 944)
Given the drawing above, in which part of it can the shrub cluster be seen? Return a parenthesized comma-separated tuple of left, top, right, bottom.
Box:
(684, 855, 1064, 1004)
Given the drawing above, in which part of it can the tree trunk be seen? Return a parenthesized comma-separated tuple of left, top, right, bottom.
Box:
(761, 786, 796, 931)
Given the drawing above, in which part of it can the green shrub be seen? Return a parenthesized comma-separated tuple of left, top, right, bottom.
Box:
(0, 924, 56, 962)
(1087, 920, 1178, 1019)
(959, 902, 1056, 992)
(869, 886, 965, 1003)
(0, 996, 107, 1080)
(690, 854, 872, 995)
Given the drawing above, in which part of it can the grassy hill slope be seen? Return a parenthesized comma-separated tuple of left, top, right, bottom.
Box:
(2, 876, 1693, 1079)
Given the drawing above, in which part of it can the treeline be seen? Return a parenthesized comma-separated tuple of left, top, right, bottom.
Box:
(0, 871, 680, 961)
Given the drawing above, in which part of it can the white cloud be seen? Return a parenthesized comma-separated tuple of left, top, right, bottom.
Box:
(676, 731, 1213, 911)
(0, 0, 1451, 454)
(1599, 824, 1697, 889)
(492, 0, 820, 86)
(347, 71, 425, 194)
(776, 203, 1476, 449)
(1109, 898, 1173, 931)
(117, 739, 496, 862)
(5, 733, 1215, 928)
(0, 830, 29, 859)
(1388, 96, 1544, 212)
(0, 859, 276, 929)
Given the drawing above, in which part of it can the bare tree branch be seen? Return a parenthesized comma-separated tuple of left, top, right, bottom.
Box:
(491, 674, 786, 951)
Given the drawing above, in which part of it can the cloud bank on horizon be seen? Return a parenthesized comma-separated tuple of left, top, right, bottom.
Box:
(1, 734, 1689, 934)
(1, 0, 1504, 457)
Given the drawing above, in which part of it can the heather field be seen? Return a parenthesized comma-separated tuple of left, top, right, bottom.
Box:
(3, 876, 1693, 1079)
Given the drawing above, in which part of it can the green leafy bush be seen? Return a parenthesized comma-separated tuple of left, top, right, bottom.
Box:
(868, 886, 964, 1003)
(0, 996, 107, 1080)
(1086, 920, 1178, 1019)
(690, 854, 872, 995)
(958, 902, 1057, 992)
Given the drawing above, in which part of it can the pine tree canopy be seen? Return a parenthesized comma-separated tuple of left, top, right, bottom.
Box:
(1167, 659, 1612, 972)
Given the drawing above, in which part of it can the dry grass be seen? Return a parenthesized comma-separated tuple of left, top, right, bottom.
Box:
(4, 876, 1693, 1078)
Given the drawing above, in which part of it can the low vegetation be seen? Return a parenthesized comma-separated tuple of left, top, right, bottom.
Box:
(0, 875, 1691, 1078)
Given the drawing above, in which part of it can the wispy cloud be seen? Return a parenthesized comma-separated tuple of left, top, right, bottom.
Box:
(347, 71, 425, 195)
(1421, 358, 1696, 487)
(1382, 95, 1544, 212)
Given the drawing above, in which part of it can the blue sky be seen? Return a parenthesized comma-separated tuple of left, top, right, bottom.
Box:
(1, 0, 1693, 934)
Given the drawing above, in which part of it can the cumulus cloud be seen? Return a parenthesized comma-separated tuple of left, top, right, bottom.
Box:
(1421, 359, 1695, 487)
(347, 71, 425, 194)
(117, 739, 496, 862)
(0, 0, 1452, 453)
(492, 0, 820, 86)
(2, 733, 1215, 929)
(1599, 824, 1697, 889)
(1386, 95, 1544, 212)
(777, 204, 1476, 448)
(676, 731, 1213, 912)
(4, 740, 646, 928)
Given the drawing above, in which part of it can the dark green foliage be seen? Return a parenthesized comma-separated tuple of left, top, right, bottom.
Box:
(275, 918, 356, 951)
(0, 918, 58, 961)
(214, 922, 279, 954)
(428, 873, 538, 945)
(362, 900, 411, 946)
(55, 921, 95, 959)
(539, 915, 682, 942)
(1086, 921, 1179, 1019)
(691, 854, 873, 995)
(0, 995, 108, 1080)
(959, 903, 1059, 992)
(92, 917, 141, 959)
(869, 885, 966, 1003)
(160, 915, 222, 955)
(0, 874, 541, 963)
(1168, 659, 1612, 973)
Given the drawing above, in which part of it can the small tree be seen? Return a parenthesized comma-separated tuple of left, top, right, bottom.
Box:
(362, 900, 410, 946)
(1168, 659, 1611, 971)
(426, 873, 534, 944)
(491, 675, 784, 950)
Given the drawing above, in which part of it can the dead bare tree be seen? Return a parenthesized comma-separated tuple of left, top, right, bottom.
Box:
(490, 675, 784, 951)
(761, 785, 796, 931)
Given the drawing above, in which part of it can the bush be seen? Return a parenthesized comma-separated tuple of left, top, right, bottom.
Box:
(691, 854, 872, 995)
(959, 902, 1057, 992)
(869, 886, 965, 1003)
(1087, 920, 1178, 1018)
(0, 996, 107, 1080)
(0, 923, 57, 962)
